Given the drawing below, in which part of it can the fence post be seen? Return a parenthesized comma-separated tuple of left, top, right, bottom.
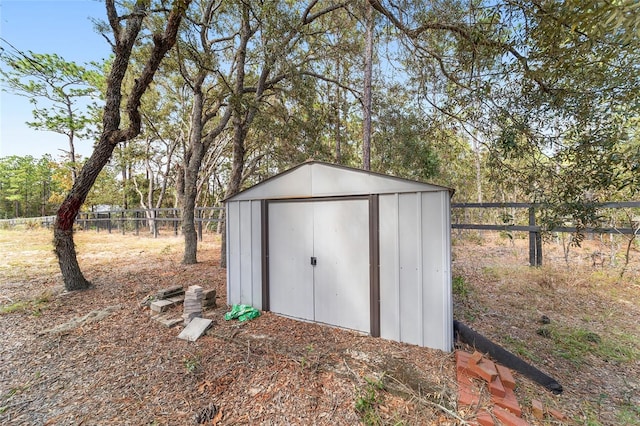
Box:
(107, 212, 112, 234)
(174, 209, 178, 236)
(153, 209, 158, 238)
(528, 207, 542, 266)
(536, 227, 542, 266)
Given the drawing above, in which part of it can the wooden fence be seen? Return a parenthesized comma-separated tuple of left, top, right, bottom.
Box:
(5, 202, 639, 267)
(75, 207, 224, 241)
(451, 202, 640, 266)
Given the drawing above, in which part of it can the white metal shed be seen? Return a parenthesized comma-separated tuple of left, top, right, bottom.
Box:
(225, 161, 454, 351)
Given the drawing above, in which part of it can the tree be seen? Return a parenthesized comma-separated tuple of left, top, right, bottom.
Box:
(173, 0, 233, 265)
(368, 0, 639, 214)
(362, 1, 374, 170)
(371, 87, 439, 181)
(0, 47, 101, 184)
(0, 155, 58, 218)
(54, 0, 192, 291)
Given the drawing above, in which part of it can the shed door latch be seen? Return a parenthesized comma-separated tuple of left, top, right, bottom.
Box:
(310, 256, 317, 266)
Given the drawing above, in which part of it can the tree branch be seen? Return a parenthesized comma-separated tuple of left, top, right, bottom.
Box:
(302, 1, 350, 25)
(368, 0, 552, 93)
(109, 0, 192, 144)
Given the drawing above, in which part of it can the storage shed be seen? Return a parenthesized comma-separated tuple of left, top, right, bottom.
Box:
(225, 161, 454, 351)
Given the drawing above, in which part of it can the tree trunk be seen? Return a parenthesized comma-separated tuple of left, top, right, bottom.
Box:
(54, 140, 117, 290)
(182, 72, 206, 265)
(53, 0, 191, 291)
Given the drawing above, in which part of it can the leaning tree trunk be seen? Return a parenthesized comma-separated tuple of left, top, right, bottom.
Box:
(54, 140, 118, 290)
(53, 0, 191, 291)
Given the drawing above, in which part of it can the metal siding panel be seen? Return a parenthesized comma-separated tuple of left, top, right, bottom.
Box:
(227, 201, 241, 305)
(239, 201, 253, 304)
(398, 193, 422, 345)
(313, 200, 370, 333)
(440, 192, 453, 351)
(421, 192, 453, 351)
(378, 194, 399, 341)
(268, 202, 314, 321)
(251, 201, 263, 309)
(225, 204, 231, 305)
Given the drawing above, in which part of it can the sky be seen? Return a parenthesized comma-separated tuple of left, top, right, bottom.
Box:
(0, 0, 110, 160)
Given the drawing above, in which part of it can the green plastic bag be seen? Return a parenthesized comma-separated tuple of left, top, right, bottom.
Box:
(224, 304, 261, 322)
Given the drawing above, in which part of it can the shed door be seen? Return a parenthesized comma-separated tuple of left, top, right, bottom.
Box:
(268, 199, 370, 333)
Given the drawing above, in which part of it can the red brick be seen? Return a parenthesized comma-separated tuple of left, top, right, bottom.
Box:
(469, 358, 499, 383)
(457, 359, 471, 374)
(489, 375, 506, 397)
(458, 386, 480, 407)
(493, 406, 530, 426)
(470, 350, 484, 365)
(457, 369, 475, 386)
(456, 350, 472, 364)
(496, 364, 517, 390)
(476, 410, 495, 426)
(531, 399, 544, 419)
(461, 364, 483, 380)
(491, 387, 522, 417)
(548, 408, 567, 421)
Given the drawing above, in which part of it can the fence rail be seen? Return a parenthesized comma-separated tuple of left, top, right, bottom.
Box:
(451, 202, 640, 266)
(5, 202, 639, 267)
(74, 207, 224, 240)
(0, 216, 56, 227)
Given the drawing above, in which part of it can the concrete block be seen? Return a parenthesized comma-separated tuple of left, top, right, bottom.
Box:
(156, 317, 182, 328)
(178, 317, 212, 342)
(156, 285, 184, 299)
(150, 299, 174, 313)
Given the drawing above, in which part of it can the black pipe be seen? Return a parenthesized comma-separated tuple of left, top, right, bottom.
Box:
(454, 320, 563, 394)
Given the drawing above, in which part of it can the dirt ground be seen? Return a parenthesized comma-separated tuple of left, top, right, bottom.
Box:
(1, 228, 639, 425)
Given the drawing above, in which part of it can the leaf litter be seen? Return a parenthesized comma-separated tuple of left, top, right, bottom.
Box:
(0, 230, 638, 425)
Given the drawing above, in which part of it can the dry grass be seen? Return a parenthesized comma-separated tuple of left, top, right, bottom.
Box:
(452, 231, 640, 425)
(1, 228, 639, 425)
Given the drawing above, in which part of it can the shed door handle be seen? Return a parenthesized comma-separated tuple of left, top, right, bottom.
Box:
(310, 257, 317, 266)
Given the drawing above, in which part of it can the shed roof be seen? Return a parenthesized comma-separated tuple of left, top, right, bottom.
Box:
(226, 161, 453, 202)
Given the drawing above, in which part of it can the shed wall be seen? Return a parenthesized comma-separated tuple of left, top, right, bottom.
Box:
(378, 191, 452, 351)
(226, 200, 263, 309)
